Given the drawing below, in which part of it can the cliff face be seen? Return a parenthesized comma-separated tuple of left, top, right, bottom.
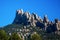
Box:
(13, 9, 43, 26)
(13, 9, 60, 32)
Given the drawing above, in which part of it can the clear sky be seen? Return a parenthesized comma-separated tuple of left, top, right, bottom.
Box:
(0, 0, 60, 27)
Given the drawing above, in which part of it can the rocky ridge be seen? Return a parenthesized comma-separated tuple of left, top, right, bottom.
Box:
(13, 9, 60, 32)
(13, 9, 45, 27)
(0, 9, 60, 40)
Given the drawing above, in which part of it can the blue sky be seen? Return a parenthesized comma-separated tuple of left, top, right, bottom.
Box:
(0, 0, 60, 27)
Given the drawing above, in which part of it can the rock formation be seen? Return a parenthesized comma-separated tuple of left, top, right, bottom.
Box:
(13, 9, 43, 27)
(13, 9, 60, 33)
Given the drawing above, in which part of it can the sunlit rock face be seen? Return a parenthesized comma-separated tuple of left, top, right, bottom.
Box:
(13, 9, 43, 26)
(32, 13, 38, 20)
(17, 9, 23, 14)
(43, 15, 49, 23)
(54, 19, 60, 31)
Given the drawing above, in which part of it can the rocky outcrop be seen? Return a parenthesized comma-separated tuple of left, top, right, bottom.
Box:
(13, 9, 60, 33)
(13, 9, 42, 27)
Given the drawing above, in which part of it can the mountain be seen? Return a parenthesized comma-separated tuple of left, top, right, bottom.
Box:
(13, 9, 60, 31)
(0, 9, 60, 40)
(1, 9, 60, 33)
(13, 9, 43, 26)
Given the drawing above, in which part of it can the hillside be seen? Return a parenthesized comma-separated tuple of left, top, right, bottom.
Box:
(0, 9, 60, 40)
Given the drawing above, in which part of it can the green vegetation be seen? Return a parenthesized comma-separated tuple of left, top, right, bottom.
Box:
(0, 30, 23, 40)
(30, 33, 42, 40)
(0, 30, 9, 40)
(9, 33, 22, 40)
(0, 24, 60, 40)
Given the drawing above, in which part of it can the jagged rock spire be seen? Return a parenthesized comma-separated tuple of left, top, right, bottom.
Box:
(43, 15, 49, 23)
(55, 18, 58, 23)
(24, 12, 30, 19)
(32, 13, 38, 20)
(16, 9, 23, 14)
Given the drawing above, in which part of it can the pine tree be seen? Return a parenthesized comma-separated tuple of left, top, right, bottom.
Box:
(30, 33, 42, 40)
(0, 30, 8, 40)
